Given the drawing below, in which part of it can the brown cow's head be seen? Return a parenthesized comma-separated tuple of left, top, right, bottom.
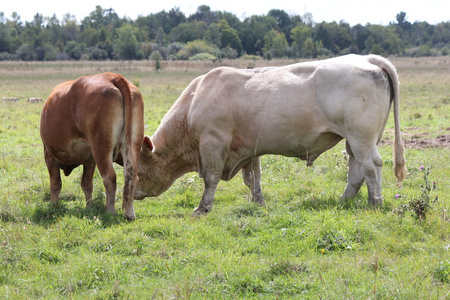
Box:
(134, 136, 178, 200)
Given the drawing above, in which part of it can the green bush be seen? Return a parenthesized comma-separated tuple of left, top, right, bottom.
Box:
(188, 53, 217, 61)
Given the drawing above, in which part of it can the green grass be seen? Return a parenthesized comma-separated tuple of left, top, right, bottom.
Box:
(1, 58, 449, 298)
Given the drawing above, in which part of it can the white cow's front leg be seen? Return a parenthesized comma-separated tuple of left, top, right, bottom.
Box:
(194, 174, 220, 214)
(194, 138, 227, 214)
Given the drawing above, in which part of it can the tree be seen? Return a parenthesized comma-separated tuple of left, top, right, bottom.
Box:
(79, 27, 98, 47)
(204, 23, 222, 47)
(242, 15, 278, 55)
(62, 16, 80, 43)
(268, 9, 292, 42)
(264, 29, 287, 57)
(291, 24, 312, 57)
(303, 37, 315, 57)
(64, 41, 87, 60)
(0, 16, 13, 53)
(314, 22, 334, 52)
(188, 5, 217, 25)
(140, 42, 153, 59)
(314, 21, 352, 54)
(217, 19, 243, 54)
(352, 24, 370, 53)
(385, 26, 405, 54)
(168, 7, 186, 29)
(170, 21, 207, 43)
(396, 11, 412, 32)
(21, 14, 46, 49)
(81, 6, 121, 30)
(115, 23, 140, 59)
(0, 6, 448, 61)
(238, 25, 258, 55)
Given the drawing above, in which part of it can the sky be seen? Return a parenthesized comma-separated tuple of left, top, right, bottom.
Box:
(1, 0, 449, 26)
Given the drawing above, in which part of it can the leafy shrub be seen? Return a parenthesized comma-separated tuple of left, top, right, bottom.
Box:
(241, 54, 263, 60)
(150, 50, 162, 71)
(177, 40, 215, 60)
(0, 51, 14, 61)
(188, 53, 217, 61)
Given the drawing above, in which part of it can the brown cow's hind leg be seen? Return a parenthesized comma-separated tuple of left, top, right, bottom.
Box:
(95, 156, 117, 215)
(44, 148, 62, 204)
(122, 156, 137, 220)
(81, 159, 96, 207)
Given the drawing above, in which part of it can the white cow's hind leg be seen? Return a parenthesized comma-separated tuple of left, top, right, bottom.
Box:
(360, 147, 383, 206)
(341, 141, 365, 200)
(341, 154, 365, 200)
(365, 149, 384, 206)
(241, 157, 265, 205)
(345, 141, 383, 206)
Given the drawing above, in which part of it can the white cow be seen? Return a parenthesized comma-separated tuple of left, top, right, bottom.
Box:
(135, 54, 406, 213)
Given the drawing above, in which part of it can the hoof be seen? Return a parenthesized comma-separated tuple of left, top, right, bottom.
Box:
(251, 194, 265, 206)
(369, 196, 383, 206)
(124, 214, 136, 221)
(193, 206, 211, 214)
(106, 206, 116, 215)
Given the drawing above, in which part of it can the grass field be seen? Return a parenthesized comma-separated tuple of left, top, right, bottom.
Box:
(0, 57, 449, 299)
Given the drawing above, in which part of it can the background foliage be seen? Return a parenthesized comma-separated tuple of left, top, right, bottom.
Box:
(0, 5, 449, 61)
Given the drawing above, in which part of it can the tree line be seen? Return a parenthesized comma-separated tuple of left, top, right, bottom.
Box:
(0, 5, 449, 61)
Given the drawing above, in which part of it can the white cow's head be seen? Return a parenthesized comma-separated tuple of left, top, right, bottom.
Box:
(134, 136, 177, 200)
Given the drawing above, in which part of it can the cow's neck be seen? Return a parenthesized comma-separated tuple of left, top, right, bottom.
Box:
(152, 117, 197, 178)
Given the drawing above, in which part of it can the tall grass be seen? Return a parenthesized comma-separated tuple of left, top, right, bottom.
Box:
(0, 57, 449, 298)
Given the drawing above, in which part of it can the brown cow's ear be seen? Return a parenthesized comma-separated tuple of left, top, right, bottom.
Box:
(143, 135, 153, 152)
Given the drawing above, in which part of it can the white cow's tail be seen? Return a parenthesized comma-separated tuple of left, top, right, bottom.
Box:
(369, 55, 407, 185)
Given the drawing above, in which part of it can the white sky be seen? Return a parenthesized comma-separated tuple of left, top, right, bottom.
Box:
(1, 0, 449, 26)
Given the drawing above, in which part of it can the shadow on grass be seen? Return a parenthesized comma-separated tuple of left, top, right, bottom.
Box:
(278, 193, 394, 213)
(32, 193, 127, 227)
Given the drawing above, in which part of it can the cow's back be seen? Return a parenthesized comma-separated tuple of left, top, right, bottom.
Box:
(185, 56, 392, 172)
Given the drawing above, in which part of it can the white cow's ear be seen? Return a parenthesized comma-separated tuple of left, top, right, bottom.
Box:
(143, 135, 153, 152)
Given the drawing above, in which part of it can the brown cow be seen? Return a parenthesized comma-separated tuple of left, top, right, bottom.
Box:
(40, 73, 144, 220)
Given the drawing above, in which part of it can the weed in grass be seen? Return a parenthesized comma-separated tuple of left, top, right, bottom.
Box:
(267, 260, 308, 277)
(394, 166, 438, 220)
(434, 260, 450, 283)
(317, 229, 352, 253)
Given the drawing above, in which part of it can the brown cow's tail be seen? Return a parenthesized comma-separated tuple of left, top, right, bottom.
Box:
(112, 75, 134, 165)
(111, 74, 137, 216)
(368, 55, 407, 185)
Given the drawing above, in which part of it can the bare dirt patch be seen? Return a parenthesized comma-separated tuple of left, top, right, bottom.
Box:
(381, 133, 450, 149)
(402, 134, 450, 149)
(381, 127, 450, 149)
